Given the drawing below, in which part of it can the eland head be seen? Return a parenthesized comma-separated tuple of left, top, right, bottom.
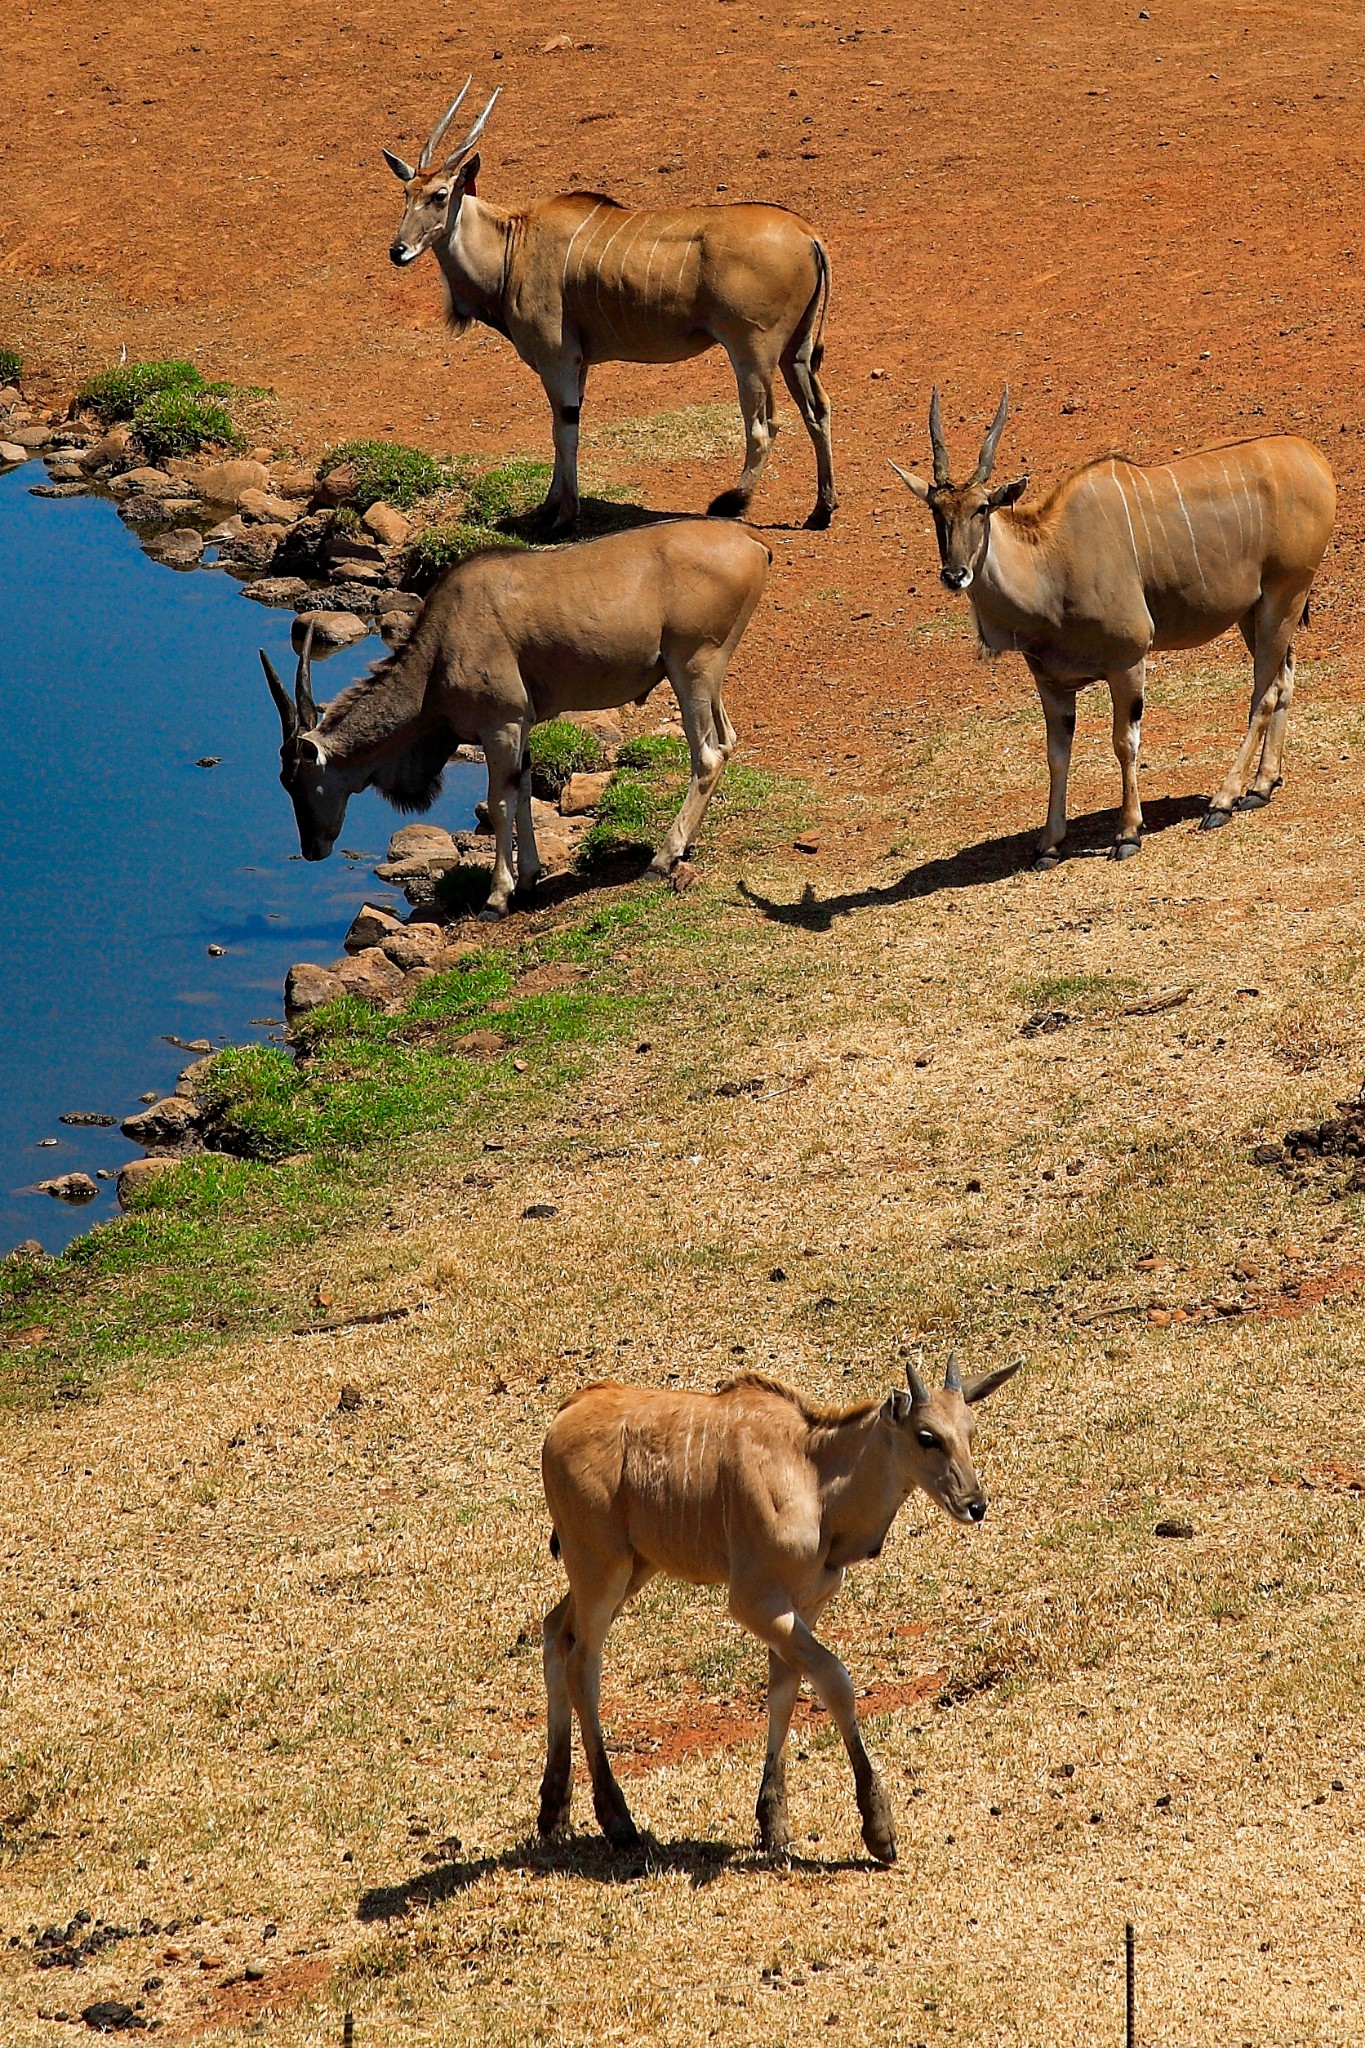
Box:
(883, 1349, 1019, 1526)
(260, 628, 350, 861)
(890, 388, 1027, 591)
(386, 81, 500, 267)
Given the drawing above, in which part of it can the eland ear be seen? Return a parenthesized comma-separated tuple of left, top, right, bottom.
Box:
(989, 476, 1028, 510)
(889, 458, 931, 503)
(887, 1388, 913, 1425)
(961, 1362, 1020, 1406)
(383, 148, 416, 182)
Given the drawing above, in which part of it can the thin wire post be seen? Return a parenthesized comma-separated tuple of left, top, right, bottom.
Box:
(343, 2014, 355, 2048)
(1125, 1923, 1135, 2048)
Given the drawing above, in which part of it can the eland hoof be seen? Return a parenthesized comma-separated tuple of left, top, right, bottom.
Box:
(804, 502, 835, 531)
(1198, 807, 1232, 832)
(1032, 849, 1063, 872)
(1112, 838, 1141, 861)
(1235, 790, 1272, 811)
(479, 905, 508, 923)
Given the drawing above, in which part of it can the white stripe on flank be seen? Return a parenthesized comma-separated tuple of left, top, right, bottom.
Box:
(1166, 469, 1209, 594)
(1128, 465, 1160, 569)
(672, 239, 692, 308)
(1109, 461, 1142, 575)
(591, 210, 634, 345)
(560, 202, 606, 296)
(1219, 458, 1244, 554)
(640, 226, 667, 312)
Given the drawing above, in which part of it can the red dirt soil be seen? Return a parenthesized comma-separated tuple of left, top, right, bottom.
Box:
(3, 0, 1363, 789)
(610, 1672, 941, 1776)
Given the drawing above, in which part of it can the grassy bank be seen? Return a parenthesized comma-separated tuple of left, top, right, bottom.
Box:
(0, 749, 794, 1412)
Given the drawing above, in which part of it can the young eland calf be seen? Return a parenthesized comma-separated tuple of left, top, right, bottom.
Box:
(261, 519, 769, 919)
(893, 391, 1335, 867)
(539, 1354, 1017, 1862)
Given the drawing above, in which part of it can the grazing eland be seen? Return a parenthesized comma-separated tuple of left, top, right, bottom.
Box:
(385, 83, 836, 532)
(892, 390, 1335, 866)
(261, 519, 769, 919)
(538, 1354, 1018, 1862)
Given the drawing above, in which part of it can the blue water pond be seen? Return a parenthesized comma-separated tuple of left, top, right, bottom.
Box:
(0, 461, 479, 1253)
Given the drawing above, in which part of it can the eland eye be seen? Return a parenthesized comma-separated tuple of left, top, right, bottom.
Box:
(916, 1429, 940, 1452)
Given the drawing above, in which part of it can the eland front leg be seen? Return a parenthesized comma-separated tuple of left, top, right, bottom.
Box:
(538, 352, 587, 533)
(733, 1593, 896, 1864)
(1107, 661, 1146, 859)
(480, 723, 524, 920)
(1033, 675, 1079, 871)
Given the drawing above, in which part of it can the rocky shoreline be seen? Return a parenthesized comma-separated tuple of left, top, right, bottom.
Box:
(1, 385, 645, 1247)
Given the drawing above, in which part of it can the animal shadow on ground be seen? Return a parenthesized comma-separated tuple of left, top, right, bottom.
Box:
(504, 497, 803, 542)
(738, 792, 1209, 933)
(356, 1833, 870, 1918)
(503, 495, 674, 543)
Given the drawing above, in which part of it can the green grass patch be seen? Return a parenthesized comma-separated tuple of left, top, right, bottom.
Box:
(78, 358, 204, 424)
(460, 458, 554, 527)
(131, 387, 246, 464)
(528, 718, 608, 798)
(578, 737, 784, 872)
(319, 440, 463, 513)
(1013, 971, 1138, 1013)
(0, 345, 23, 385)
(401, 523, 528, 593)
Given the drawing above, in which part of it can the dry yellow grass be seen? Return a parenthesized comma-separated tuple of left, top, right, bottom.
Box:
(3, 680, 1365, 2047)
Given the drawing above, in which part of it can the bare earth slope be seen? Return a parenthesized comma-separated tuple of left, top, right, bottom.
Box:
(4, 5, 1365, 2046)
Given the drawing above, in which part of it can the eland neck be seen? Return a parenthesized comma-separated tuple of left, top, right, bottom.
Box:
(436, 197, 512, 327)
(971, 513, 1058, 648)
(813, 1407, 908, 1565)
(313, 642, 436, 776)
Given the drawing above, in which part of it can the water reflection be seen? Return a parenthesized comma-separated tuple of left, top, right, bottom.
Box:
(0, 463, 478, 1252)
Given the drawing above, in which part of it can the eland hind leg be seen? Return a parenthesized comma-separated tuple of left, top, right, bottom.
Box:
(709, 353, 778, 520)
(562, 1553, 653, 1849)
(538, 1591, 576, 1836)
(779, 347, 837, 531)
(651, 650, 732, 873)
(1202, 585, 1309, 828)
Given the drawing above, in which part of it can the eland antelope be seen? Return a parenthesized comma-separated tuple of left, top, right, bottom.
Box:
(539, 1354, 1018, 1862)
(893, 391, 1336, 866)
(261, 519, 769, 919)
(385, 84, 836, 532)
